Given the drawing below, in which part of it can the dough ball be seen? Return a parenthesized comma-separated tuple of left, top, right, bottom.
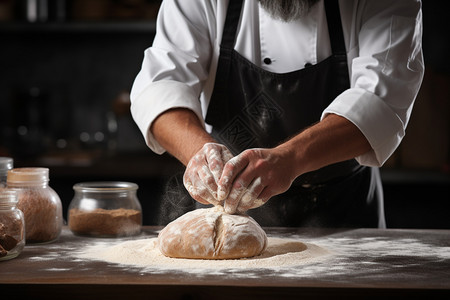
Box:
(158, 207, 267, 259)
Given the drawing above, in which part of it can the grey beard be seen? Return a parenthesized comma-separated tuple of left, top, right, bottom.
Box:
(259, 0, 319, 22)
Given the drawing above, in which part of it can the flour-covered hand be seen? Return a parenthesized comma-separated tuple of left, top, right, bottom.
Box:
(183, 143, 234, 205)
(218, 148, 295, 214)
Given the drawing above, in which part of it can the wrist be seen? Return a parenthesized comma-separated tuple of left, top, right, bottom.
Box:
(152, 108, 216, 165)
(274, 140, 308, 183)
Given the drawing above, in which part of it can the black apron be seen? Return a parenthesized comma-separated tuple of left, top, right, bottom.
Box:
(203, 0, 386, 228)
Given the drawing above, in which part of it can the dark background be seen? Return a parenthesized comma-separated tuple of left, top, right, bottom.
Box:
(0, 0, 449, 228)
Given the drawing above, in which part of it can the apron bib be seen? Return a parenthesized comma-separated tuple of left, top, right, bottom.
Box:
(203, 0, 386, 228)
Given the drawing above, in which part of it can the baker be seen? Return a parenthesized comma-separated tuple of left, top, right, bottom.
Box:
(130, 0, 424, 228)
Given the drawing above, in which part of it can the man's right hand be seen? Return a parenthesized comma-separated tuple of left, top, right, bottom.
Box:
(183, 143, 234, 205)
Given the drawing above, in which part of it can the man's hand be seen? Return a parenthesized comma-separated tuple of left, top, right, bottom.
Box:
(217, 147, 296, 214)
(154, 109, 371, 213)
(183, 143, 234, 205)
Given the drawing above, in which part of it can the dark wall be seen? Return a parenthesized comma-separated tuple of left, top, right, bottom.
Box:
(0, 29, 153, 156)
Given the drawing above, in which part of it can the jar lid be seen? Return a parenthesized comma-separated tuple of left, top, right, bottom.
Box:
(73, 181, 138, 193)
(0, 157, 13, 171)
(7, 168, 49, 184)
(0, 189, 19, 207)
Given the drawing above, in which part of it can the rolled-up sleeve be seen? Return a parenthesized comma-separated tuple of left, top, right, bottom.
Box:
(323, 0, 425, 166)
(131, 80, 203, 154)
(130, 0, 215, 154)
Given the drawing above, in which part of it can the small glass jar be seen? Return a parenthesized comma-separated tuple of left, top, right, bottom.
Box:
(0, 189, 25, 261)
(7, 168, 62, 244)
(0, 157, 13, 188)
(68, 181, 142, 237)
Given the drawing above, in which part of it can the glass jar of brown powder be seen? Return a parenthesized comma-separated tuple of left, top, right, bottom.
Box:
(0, 157, 13, 188)
(68, 181, 142, 237)
(0, 189, 25, 261)
(7, 167, 63, 244)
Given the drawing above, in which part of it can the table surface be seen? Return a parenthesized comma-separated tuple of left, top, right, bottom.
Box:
(1, 226, 450, 299)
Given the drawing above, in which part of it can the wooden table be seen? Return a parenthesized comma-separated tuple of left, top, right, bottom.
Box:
(1, 226, 449, 299)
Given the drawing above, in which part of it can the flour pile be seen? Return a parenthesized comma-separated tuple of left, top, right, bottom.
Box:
(76, 237, 331, 270)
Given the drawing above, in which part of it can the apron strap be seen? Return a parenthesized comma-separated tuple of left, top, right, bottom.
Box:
(214, 0, 243, 93)
(221, 0, 243, 49)
(324, 0, 347, 56)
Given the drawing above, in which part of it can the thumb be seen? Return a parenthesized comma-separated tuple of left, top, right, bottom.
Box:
(217, 154, 247, 200)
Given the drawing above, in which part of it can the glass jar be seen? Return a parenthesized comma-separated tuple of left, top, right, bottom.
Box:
(0, 189, 25, 261)
(0, 157, 13, 188)
(7, 168, 62, 244)
(68, 181, 142, 237)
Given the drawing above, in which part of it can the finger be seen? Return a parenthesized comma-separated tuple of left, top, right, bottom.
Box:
(186, 150, 220, 199)
(221, 147, 234, 162)
(205, 145, 225, 185)
(184, 179, 221, 206)
(236, 198, 266, 214)
(183, 167, 220, 206)
(257, 186, 273, 205)
(224, 173, 260, 214)
(223, 179, 247, 214)
(195, 186, 221, 206)
(235, 177, 266, 213)
(218, 155, 249, 200)
(198, 164, 219, 199)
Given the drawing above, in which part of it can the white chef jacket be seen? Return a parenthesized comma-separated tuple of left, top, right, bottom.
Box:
(130, 0, 424, 167)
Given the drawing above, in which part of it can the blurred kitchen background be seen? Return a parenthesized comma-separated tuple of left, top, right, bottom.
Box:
(0, 0, 449, 228)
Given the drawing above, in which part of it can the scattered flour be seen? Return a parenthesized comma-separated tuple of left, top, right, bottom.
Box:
(68, 230, 450, 280)
(76, 237, 332, 271)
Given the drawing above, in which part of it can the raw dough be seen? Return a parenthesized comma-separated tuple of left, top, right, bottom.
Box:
(158, 207, 267, 259)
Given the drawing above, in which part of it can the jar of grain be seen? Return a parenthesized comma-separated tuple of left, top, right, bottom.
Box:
(0, 157, 13, 188)
(7, 168, 62, 244)
(0, 189, 25, 261)
(68, 181, 142, 237)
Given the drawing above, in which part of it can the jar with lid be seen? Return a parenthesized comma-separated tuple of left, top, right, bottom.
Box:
(68, 181, 142, 237)
(0, 157, 13, 188)
(7, 168, 62, 244)
(0, 189, 25, 261)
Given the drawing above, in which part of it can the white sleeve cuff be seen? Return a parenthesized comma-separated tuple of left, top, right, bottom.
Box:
(130, 80, 204, 154)
(322, 88, 405, 167)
